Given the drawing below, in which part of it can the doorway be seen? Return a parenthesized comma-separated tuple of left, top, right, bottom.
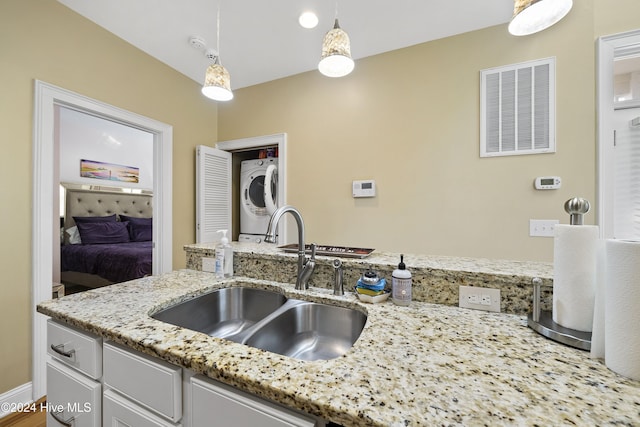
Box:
(31, 81, 173, 399)
(216, 133, 290, 245)
(597, 29, 640, 238)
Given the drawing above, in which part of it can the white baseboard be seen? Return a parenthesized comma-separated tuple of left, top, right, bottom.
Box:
(0, 382, 33, 418)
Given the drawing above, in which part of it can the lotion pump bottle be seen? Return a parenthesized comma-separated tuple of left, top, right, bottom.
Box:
(215, 230, 233, 278)
(392, 254, 412, 306)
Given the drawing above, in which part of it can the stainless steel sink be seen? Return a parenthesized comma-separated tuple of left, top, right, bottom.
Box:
(151, 287, 287, 341)
(151, 286, 367, 361)
(244, 302, 367, 361)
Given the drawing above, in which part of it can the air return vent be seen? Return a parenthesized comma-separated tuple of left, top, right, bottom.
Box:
(480, 57, 556, 157)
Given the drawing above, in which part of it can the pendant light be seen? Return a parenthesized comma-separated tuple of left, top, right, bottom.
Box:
(202, 2, 233, 101)
(318, 3, 354, 78)
(508, 0, 573, 36)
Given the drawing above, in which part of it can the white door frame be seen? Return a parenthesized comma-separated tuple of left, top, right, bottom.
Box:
(216, 133, 289, 244)
(32, 80, 173, 399)
(597, 29, 640, 238)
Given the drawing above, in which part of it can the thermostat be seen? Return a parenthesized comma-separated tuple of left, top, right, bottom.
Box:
(534, 176, 561, 190)
(353, 180, 376, 198)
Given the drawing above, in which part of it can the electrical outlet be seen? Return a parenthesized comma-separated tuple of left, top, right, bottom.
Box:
(529, 219, 559, 237)
(202, 257, 216, 273)
(459, 286, 501, 312)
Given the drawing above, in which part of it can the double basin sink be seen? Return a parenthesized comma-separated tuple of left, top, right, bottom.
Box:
(151, 286, 367, 361)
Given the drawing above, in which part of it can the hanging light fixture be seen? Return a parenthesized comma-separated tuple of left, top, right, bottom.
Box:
(318, 3, 354, 78)
(202, 2, 233, 101)
(508, 0, 573, 36)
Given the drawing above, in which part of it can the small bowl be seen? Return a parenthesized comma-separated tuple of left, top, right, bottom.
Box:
(354, 287, 391, 304)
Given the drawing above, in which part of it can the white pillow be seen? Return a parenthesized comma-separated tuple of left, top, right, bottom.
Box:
(65, 226, 82, 245)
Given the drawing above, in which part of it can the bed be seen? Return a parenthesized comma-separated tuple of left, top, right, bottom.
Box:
(60, 183, 153, 289)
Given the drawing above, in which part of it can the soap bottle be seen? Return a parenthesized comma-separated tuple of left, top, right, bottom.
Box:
(215, 230, 233, 279)
(392, 254, 412, 306)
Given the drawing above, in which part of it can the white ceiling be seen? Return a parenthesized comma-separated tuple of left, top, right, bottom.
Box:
(57, 0, 515, 90)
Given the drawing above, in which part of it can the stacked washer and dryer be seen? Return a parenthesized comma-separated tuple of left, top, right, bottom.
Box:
(238, 157, 279, 244)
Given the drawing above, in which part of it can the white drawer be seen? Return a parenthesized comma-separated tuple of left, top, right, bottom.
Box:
(103, 390, 181, 427)
(46, 359, 101, 427)
(103, 341, 182, 422)
(47, 319, 102, 380)
(191, 375, 317, 427)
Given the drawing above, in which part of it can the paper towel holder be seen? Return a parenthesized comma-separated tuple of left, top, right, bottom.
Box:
(564, 197, 590, 225)
(527, 277, 592, 351)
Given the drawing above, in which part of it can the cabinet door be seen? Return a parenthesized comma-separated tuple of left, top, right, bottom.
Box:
(190, 376, 316, 427)
(46, 359, 101, 427)
(103, 390, 181, 427)
(103, 342, 182, 422)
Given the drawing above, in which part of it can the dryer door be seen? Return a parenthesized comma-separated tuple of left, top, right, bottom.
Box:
(245, 174, 267, 213)
(241, 173, 271, 235)
(240, 158, 278, 235)
(264, 164, 278, 215)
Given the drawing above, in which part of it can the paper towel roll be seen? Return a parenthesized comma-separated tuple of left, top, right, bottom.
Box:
(605, 239, 640, 380)
(590, 239, 607, 359)
(552, 225, 599, 332)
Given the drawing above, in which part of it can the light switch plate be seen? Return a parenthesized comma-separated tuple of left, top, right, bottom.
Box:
(459, 286, 501, 313)
(529, 219, 559, 237)
(202, 257, 216, 273)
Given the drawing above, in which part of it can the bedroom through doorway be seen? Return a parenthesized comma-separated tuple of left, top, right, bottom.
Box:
(56, 106, 155, 295)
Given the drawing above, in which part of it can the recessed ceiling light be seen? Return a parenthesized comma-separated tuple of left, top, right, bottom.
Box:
(299, 11, 319, 29)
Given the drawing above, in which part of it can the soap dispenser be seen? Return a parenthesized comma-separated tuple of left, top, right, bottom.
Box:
(392, 254, 412, 306)
(215, 230, 233, 279)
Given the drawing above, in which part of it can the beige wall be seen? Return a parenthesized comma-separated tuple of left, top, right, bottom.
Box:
(219, 0, 638, 263)
(0, 1, 217, 395)
(594, 0, 640, 36)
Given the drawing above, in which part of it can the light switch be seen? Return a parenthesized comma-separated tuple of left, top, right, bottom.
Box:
(529, 219, 559, 237)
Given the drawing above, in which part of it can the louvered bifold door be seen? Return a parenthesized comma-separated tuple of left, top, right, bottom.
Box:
(480, 57, 555, 157)
(196, 145, 232, 243)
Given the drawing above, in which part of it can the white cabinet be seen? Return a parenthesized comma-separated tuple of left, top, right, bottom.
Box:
(47, 319, 102, 379)
(103, 341, 182, 423)
(46, 320, 326, 427)
(190, 375, 317, 427)
(103, 390, 181, 427)
(46, 320, 102, 426)
(46, 359, 101, 427)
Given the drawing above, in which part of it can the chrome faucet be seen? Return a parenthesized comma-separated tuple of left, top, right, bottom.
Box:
(265, 205, 316, 290)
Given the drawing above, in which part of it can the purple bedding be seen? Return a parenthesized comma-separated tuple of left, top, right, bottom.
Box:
(61, 241, 152, 283)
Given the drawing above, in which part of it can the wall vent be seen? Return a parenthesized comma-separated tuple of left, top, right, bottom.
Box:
(480, 57, 556, 157)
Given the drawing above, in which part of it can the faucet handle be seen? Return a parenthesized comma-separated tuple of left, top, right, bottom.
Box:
(308, 243, 317, 260)
(298, 243, 317, 290)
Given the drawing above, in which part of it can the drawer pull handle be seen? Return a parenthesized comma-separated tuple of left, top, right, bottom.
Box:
(50, 343, 76, 359)
(51, 410, 75, 426)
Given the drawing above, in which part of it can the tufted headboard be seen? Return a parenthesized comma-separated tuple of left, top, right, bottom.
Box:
(62, 183, 153, 232)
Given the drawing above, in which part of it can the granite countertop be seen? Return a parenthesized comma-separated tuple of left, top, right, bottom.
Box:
(38, 270, 640, 426)
(184, 242, 555, 279)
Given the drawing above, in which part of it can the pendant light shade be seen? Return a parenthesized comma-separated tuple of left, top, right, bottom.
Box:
(508, 0, 573, 36)
(318, 19, 354, 78)
(202, 61, 233, 101)
(201, 2, 233, 101)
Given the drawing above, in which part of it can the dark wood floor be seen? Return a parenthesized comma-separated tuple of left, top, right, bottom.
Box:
(0, 398, 46, 427)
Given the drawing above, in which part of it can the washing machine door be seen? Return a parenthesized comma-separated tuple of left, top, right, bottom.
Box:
(264, 164, 278, 215)
(241, 159, 278, 235)
(246, 174, 267, 213)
